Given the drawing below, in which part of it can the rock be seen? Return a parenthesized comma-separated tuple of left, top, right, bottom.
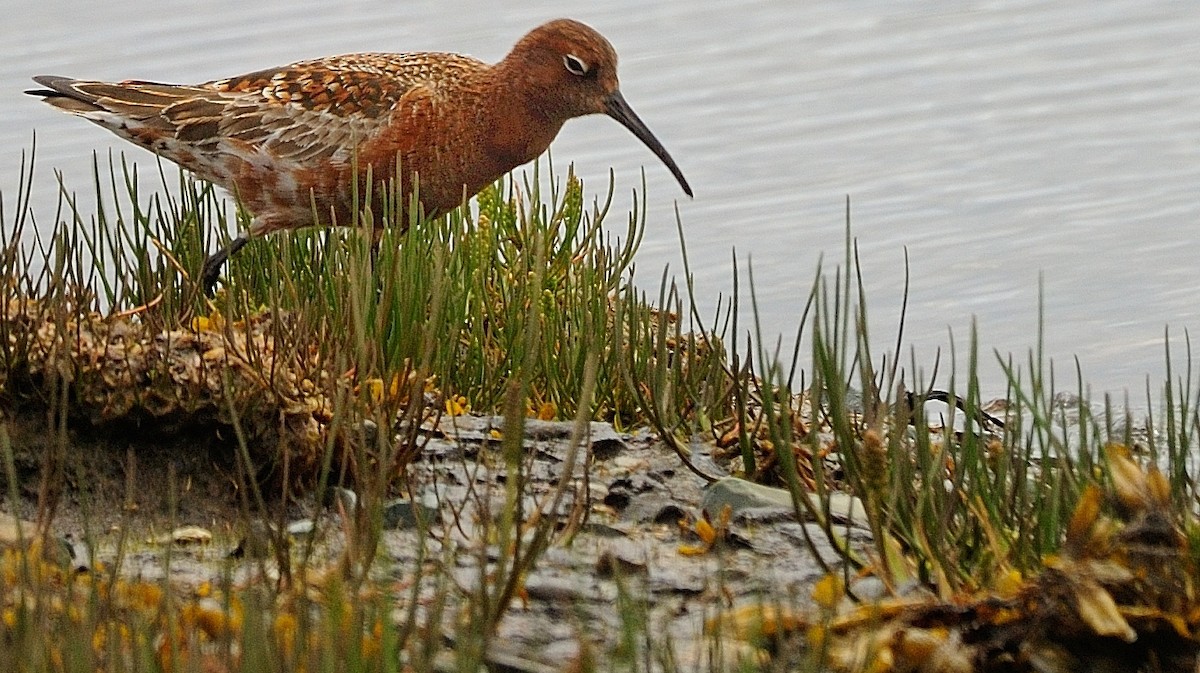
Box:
(701, 477, 867, 525)
(851, 576, 889, 601)
(578, 522, 629, 538)
(603, 473, 662, 510)
(523, 575, 591, 603)
(152, 525, 212, 546)
(652, 504, 689, 525)
(611, 455, 651, 473)
(426, 414, 629, 456)
(286, 519, 316, 539)
(358, 419, 379, 445)
(381, 492, 440, 529)
(701, 477, 792, 516)
(228, 520, 279, 560)
(648, 566, 708, 595)
(0, 514, 37, 547)
(729, 506, 797, 524)
(596, 540, 649, 578)
(325, 487, 358, 515)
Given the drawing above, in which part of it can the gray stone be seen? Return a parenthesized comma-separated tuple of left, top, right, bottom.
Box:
(286, 519, 316, 539)
(427, 414, 629, 456)
(701, 477, 867, 525)
(381, 492, 440, 529)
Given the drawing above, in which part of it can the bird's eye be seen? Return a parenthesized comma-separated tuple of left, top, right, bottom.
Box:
(563, 54, 589, 76)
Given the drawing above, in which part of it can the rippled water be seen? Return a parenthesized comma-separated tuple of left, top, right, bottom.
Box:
(2, 0, 1198, 399)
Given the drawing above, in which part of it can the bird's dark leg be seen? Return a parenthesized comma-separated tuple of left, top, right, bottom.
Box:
(370, 227, 385, 300)
(201, 234, 250, 297)
(370, 229, 383, 275)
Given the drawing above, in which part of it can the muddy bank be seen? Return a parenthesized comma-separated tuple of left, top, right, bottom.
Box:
(0, 407, 866, 670)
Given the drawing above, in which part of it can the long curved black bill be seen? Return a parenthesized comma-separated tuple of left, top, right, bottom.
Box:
(605, 91, 693, 197)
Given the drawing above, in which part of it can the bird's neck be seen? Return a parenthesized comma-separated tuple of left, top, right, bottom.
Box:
(482, 64, 564, 170)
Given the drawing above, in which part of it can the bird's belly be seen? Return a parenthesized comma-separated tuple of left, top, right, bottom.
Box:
(221, 138, 514, 236)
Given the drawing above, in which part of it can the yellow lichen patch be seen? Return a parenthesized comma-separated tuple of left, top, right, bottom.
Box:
(445, 394, 469, 416)
(190, 309, 225, 332)
(362, 377, 385, 404)
(813, 573, 846, 611)
(357, 369, 424, 406)
(120, 580, 165, 611)
(678, 505, 731, 556)
(994, 568, 1024, 598)
(181, 596, 244, 640)
(533, 401, 556, 420)
(0, 542, 65, 586)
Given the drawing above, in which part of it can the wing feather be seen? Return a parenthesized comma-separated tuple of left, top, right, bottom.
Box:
(32, 52, 486, 166)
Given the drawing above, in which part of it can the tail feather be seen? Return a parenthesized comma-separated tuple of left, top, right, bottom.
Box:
(27, 75, 203, 119)
(27, 74, 80, 97)
(26, 75, 105, 114)
(26, 73, 356, 180)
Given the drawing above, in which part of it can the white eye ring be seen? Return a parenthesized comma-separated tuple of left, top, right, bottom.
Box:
(563, 54, 589, 76)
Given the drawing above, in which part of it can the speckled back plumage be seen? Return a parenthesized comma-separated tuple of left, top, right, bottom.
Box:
(28, 18, 691, 291)
(32, 50, 500, 233)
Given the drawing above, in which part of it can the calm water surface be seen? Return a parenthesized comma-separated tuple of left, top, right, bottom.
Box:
(2, 0, 1199, 399)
